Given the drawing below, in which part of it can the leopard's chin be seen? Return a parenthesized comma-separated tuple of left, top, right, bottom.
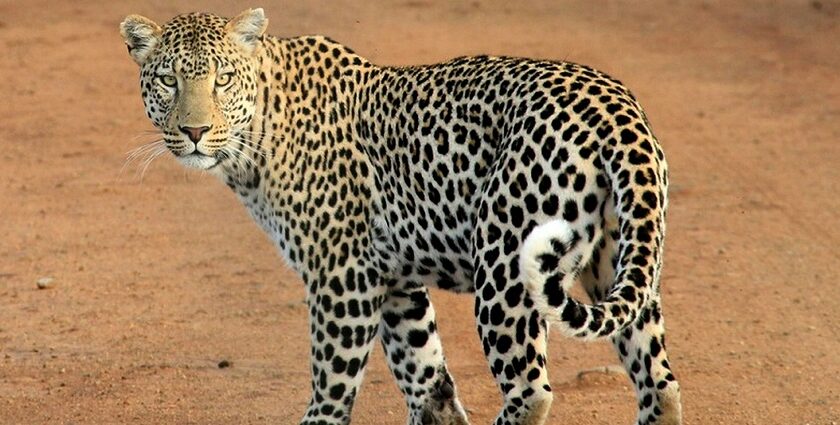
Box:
(176, 152, 220, 170)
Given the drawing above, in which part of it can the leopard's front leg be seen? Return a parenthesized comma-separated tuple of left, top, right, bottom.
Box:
(300, 262, 387, 425)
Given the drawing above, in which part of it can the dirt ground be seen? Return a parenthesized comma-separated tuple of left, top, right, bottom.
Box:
(1, 1, 839, 424)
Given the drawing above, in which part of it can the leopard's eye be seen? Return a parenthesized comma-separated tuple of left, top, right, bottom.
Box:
(215, 72, 233, 87)
(158, 74, 177, 88)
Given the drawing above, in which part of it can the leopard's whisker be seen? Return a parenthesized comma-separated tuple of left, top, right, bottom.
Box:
(228, 137, 267, 160)
(137, 146, 169, 182)
(130, 133, 163, 142)
(121, 140, 166, 177)
(125, 139, 165, 159)
(226, 144, 259, 171)
(221, 145, 256, 181)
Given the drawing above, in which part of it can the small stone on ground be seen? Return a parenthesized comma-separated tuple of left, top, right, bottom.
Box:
(36, 277, 54, 289)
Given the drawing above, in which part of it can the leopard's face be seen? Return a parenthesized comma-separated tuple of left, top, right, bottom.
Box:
(121, 9, 267, 170)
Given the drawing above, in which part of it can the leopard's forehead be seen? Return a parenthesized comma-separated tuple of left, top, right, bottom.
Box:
(157, 13, 230, 78)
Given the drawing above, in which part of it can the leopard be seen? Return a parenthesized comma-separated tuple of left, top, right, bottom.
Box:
(120, 8, 682, 425)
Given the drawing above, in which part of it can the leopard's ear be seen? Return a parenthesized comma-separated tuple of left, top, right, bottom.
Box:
(120, 15, 162, 65)
(226, 8, 268, 54)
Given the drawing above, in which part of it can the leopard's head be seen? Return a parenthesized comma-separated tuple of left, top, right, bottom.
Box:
(121, 9, 267, 170)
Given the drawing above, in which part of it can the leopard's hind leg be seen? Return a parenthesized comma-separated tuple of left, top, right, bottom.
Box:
(579, 207, 682, 425)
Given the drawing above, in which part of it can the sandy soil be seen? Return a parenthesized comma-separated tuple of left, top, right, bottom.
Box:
(1, 1, 839, 424)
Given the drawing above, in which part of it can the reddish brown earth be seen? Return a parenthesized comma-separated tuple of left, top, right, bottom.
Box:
(1, 1, 839, 424)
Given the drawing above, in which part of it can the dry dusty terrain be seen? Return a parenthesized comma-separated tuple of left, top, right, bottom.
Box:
(1, 1, 839, 424)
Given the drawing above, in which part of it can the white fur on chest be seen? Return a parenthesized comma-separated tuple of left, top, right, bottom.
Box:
(237, 189, 299, 273)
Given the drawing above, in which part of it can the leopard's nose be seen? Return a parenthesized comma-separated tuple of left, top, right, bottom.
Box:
(179, 125, 212, 144)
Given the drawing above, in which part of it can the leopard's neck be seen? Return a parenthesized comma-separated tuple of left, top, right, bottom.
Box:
(221, 35, 382, 277)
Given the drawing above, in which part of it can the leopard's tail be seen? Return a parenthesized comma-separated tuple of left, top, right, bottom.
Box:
(521, 135, 668, 341)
